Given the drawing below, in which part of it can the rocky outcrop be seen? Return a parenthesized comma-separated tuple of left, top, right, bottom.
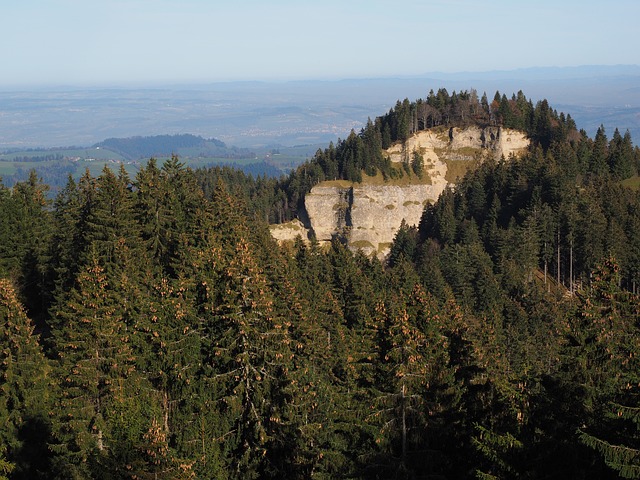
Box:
(449, 126, 529, 158)
(269, 219, 308, 244)
(269, 126, 529, 260)
(304, 186, 352, 242)
(287, 182, 448, 259)
(386, 126, 529, 164)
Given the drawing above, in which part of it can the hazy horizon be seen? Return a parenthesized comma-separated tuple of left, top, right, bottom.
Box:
(3, 63, 640, 91)
(3, 1, 640, 87)
(4, 0, 640, 150)
(2, 65, 640, 150)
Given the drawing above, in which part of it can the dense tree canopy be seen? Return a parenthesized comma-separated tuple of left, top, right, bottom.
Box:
(200, 88, 636, 225)
(0, 92, 638, 478)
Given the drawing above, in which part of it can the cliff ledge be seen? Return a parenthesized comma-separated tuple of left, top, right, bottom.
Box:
(270, 126, 529, 259)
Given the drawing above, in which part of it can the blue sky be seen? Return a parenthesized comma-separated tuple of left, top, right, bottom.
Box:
(3, 0, 639, 86)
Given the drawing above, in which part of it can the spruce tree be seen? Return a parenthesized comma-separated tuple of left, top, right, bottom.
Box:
(48, 175, 83, 304)
(0, 279, 52, 478)
(580, 403, 640, 479)
(50, 252, 147, 477)
(591, 125, 609, 176)
(205, 237, 299, 479)
(367, 285, 458, 478)
(6, 171, 52, 325)
(287, 240, 363, 478)
(84, 165, 139, 269)
(569, 258, 640, 477)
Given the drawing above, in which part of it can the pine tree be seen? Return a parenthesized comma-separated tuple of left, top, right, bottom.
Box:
(48, 175, 83, 304)
(569, 258, 640, 477)
(85, 165, 139, 269)
(608, 128, 634, 180)
(134, 270, 208, 474)
(47, 169, 101, 332)
(204, 234, 300, 479)
(580, 403, 640, 479)
(387, 220, 418, 268)
(0, 279, 52, 478)
(591, 125, 609, 176)
(367, 285, 458, 478)
(6, 171, 52, 325)
(286, 239, 365, 478)
(131, 166, 230, 476)
(134, 159, 171, 268)
(0, 180, 12, 279)
(50, 252, 144, 477)
(129, 417, 196, 480)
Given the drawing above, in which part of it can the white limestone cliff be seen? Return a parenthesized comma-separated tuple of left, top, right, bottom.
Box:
(270, 126, 529, 260)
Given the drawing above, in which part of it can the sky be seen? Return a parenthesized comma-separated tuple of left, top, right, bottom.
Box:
(2, 0, 640, 87)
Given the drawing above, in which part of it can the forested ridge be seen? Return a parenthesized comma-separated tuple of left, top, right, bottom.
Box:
(94, 134, 244, 161)
(0, 89, 639, 479)
(215, 88, 633, 225)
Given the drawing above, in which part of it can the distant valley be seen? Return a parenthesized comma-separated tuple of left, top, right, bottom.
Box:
(0, 133, 321, 188)
(1, 65, 639, 187)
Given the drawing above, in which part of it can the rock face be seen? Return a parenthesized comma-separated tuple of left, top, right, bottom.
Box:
(270, 126, 529, 260)
(304, 184, 445, 258)
(304, 186, 352, 242)
(269, 219, 308, 244)
(386, 126, 529, 165)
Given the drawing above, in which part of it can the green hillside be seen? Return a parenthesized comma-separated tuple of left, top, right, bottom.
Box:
(0, 90, 638, 478)
(0, 134, 320, 189)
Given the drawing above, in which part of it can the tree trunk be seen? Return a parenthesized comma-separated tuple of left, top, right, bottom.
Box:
(569, 238, 573, 294)
(401, 382, 407, 468)
(557, 229, 561, 285)
(163, 391, 169, 433)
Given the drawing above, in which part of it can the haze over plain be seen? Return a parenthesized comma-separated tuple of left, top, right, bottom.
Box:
(1, 1, 640, 148)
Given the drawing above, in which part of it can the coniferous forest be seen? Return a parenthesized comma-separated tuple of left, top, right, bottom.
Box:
(0, 89, 639, 479)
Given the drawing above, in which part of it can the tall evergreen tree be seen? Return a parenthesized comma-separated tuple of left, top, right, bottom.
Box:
(0, 279, 52, 478)
(580, 402, 640, 479)
(558, 257, 640, 478)
(203, 232, 302, 479)
(367, 285, 459, 478)
(50, 252, 151, 478)
(84, 165, 139, 269)
(608, 128, 635, 180)
(6, 171, 51, 325)
(591, 125, 609, 176)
